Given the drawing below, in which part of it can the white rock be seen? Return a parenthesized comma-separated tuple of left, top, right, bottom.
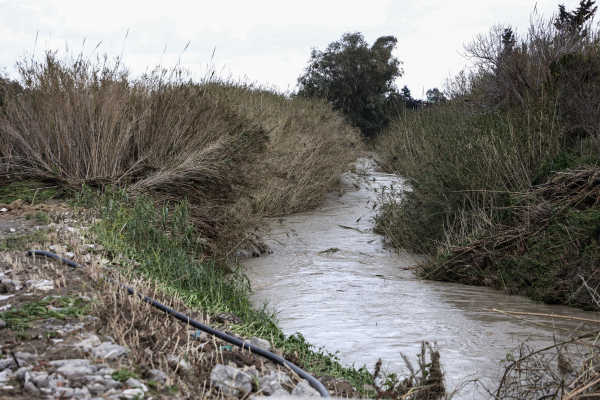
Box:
(260, 371, 291, 396)
(8, 229, 15, 233)
(0, 369, 12, 385)
(250, 336, 272, 351)
(29, 372, 49, 388)
(13, 352, 36, 363)
(75, 335, 102, 350)
(65, 252, 74, 258)
(91, 342, 128, 359)
(26, 279, 55, 291)
(123, 388, 144, 399)
(210, 364, 252, 396)
(126, 378, 148, 392)
(0, 209, 7, 213)
(49, 359, 90, 367)
(56, 365, 95, 379)
(0, 305, 11, 312)
(71, 387, 91, 399)
(291, 380, 321, 397)
(146, 369, 167, 384)
(24, 381, 39, 394)
(0, 359, 14, 370)
(54, 387, 74, 398)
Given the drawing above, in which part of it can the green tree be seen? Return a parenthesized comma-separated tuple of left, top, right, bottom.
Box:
(297, 32, 403, 137)
(555, 0, 597, 34)
(426, 88, 445, 103)
(400, 85, 412, 100)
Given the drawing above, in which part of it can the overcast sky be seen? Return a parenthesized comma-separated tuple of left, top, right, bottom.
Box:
(0, 0, 576, 98)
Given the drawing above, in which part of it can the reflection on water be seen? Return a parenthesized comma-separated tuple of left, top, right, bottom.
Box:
(240, 159, 599, 399)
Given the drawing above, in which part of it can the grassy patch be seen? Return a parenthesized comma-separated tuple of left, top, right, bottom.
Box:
(111, 368, 139, 382)
(0, 182, 59, 205)
(1, 296, 90, 331)
(0, 230, 49, 251)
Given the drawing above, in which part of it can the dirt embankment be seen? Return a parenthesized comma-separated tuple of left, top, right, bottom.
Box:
(0, 202, 359, 399)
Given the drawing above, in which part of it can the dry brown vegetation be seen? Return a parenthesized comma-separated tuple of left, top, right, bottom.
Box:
(0, 51, 361, 254)
(418, 166, 600, 309)
(486, 308, 600, 399)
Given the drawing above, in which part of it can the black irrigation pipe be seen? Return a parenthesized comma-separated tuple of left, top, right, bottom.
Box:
(27, 249, 330, 397)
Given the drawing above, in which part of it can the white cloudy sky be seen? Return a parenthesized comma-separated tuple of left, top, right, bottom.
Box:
(0, 0, 574, 98)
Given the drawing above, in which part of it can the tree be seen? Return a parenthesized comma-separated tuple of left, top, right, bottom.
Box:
(297, 32, 403, 137)
(426, 88, 445, 103)
(399, 85, 422, 109)
(555, 0, 597, 34)
(400, 85, 412, 100)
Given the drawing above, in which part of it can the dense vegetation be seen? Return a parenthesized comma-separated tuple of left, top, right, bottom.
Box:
(0, 52, 361, 255)
(374, 1, 600, 308)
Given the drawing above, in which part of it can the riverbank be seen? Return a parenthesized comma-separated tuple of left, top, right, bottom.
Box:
(0, 194, 377, 398)
(372, 7, 600, 311)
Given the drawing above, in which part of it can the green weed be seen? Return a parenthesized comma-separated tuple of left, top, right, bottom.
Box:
(0, 230, 48, 251)
(35, 212, 50, 224)
(111, 369, 139, 382)
(0, 182, 59, 205)
(1, 296, 89, 331)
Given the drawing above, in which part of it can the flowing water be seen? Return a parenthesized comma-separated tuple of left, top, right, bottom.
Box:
(241, 159, 599, 399)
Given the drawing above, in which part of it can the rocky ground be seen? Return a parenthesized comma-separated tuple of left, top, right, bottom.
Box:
(0, 200, 359, 399)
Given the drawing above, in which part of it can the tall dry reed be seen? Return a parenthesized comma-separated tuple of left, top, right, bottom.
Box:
(0, 51, 361, 253)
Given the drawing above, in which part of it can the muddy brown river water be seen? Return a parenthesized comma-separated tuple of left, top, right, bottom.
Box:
(241, 159, 599, 399)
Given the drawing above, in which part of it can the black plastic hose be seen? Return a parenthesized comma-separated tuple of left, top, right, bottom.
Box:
(27, 249, 329, 397)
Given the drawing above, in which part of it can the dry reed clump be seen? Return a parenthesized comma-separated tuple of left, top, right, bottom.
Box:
(487, 307, 600, 399)
(420, 166, 600, 308)
(371, 341, 447, 400)
(0, 51, 361, 255)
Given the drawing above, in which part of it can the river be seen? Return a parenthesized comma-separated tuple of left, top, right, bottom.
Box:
(240, 158, 598, 399)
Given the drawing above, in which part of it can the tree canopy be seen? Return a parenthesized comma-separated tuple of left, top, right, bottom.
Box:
(296, 32, 403, 137)
(426, 88, 445, 103)
(555, 0, 597, 33)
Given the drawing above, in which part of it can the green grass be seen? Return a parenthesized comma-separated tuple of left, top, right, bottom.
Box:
(1, 296, 89, 331)
(111, 368, 139, 382)
(74, 186, 378, 395)
(0, 230, 49, 251)
(0, 181, 59, 205)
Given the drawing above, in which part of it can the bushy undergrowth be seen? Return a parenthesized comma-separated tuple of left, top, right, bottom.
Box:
(0, 51, 361, 255)
(374, 95, 563, 253)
